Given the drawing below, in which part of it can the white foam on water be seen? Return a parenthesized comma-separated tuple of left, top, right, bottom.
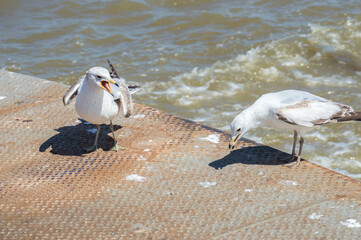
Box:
(313, 155, 361, 180)
(75, 41, 84, 46)
(292, 70, 356, 87)
(155, 18, 360, 112)
(152, 40, 338, 125)
(309, 24, 345, 51)
(328, 141, 352, 156)
(309, 18, 361, 55)
(333, 159, 361, 171)
(166, 70, 221, 106)
(307, 132, 328, 142)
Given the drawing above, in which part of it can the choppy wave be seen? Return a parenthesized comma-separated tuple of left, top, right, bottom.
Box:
(155, 17, 361, 121)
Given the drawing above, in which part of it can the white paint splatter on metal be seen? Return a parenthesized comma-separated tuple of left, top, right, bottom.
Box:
(199, 182, 217, 188)
(125, 174, 146, 182)
(341, 219, 361, 228)
(308, 213, 323, 220)
(132, 114, 146, 119)
(137, 156, 147, 161)
(279, 180, 298, 186)
(87, 128, 97, 133)
(200, 134, 220, 143)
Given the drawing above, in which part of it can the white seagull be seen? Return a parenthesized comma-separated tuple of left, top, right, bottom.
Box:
(63, 61, 140, 152)
(229, 90, 360, 167)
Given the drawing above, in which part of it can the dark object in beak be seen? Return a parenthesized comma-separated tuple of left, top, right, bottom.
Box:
(228, 143, 235, 151)
(229, 133, 241, 151)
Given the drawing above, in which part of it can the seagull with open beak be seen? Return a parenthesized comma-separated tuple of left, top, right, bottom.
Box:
(63, 66, 138, 152)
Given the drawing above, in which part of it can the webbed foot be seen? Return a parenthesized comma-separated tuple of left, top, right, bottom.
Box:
(283, 156, 301, 168)
(110, 143, 125, 152)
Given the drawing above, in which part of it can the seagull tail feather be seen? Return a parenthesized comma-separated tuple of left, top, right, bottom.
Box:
(336, 110, 361, 122)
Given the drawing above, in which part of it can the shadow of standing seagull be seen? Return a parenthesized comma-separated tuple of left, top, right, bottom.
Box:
(39, 119, 122, 156)
(209, 145, 286, 170)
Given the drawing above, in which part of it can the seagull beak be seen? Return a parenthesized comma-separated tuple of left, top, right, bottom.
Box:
(229, 133, 242, 151)
(109, 78, 116, 84)
(101, 78, 115, 96)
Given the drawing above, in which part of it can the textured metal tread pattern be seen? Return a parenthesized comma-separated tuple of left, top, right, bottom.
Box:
(0, 70, 360, 239)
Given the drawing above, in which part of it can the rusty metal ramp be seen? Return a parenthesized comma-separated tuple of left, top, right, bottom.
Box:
(0, 70, 361, 239)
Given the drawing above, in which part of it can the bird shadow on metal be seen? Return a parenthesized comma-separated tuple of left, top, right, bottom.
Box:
(209, 145, 290, 169)
(39, 119, 122, 156)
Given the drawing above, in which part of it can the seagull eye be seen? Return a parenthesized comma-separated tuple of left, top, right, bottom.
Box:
(237, 128, 242, 132)
(96, 75, 102, 79)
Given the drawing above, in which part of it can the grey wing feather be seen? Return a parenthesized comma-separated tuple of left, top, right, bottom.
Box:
(107, 59, 139, 116)
(62, 75, 85, 105)
(275, 100, 356, 127)
(107, 59, 120, 79)
(128, 85, 142, 94)
(112, 78, 134, 118)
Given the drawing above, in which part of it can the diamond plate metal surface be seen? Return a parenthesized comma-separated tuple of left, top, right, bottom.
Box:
(0, 70, 361, 239)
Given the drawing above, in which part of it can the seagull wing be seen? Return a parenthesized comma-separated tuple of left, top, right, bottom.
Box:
(107, 59, 142, 95)
(107, 59, 120, 79)
(276, 100, 355, 127)
(112, 78, 134, 118)
(62, 75, 85, 106)
(128, 85, 142, 95)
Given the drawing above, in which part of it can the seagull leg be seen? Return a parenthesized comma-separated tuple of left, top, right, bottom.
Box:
(281, 131, 297, 164)
(83, 124, 100, 152)
(295, 137, 304, 166)
(109, 121, 125, 151)
(284, 136, 304, 168)
(290, 130, 297, 158)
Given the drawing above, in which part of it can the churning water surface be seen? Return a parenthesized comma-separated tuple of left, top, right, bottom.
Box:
(1, 0, 360, 179)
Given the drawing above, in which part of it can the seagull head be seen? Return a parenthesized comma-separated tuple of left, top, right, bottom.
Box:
(86, 67, 116, 96)
(229, 108, 256, 150)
